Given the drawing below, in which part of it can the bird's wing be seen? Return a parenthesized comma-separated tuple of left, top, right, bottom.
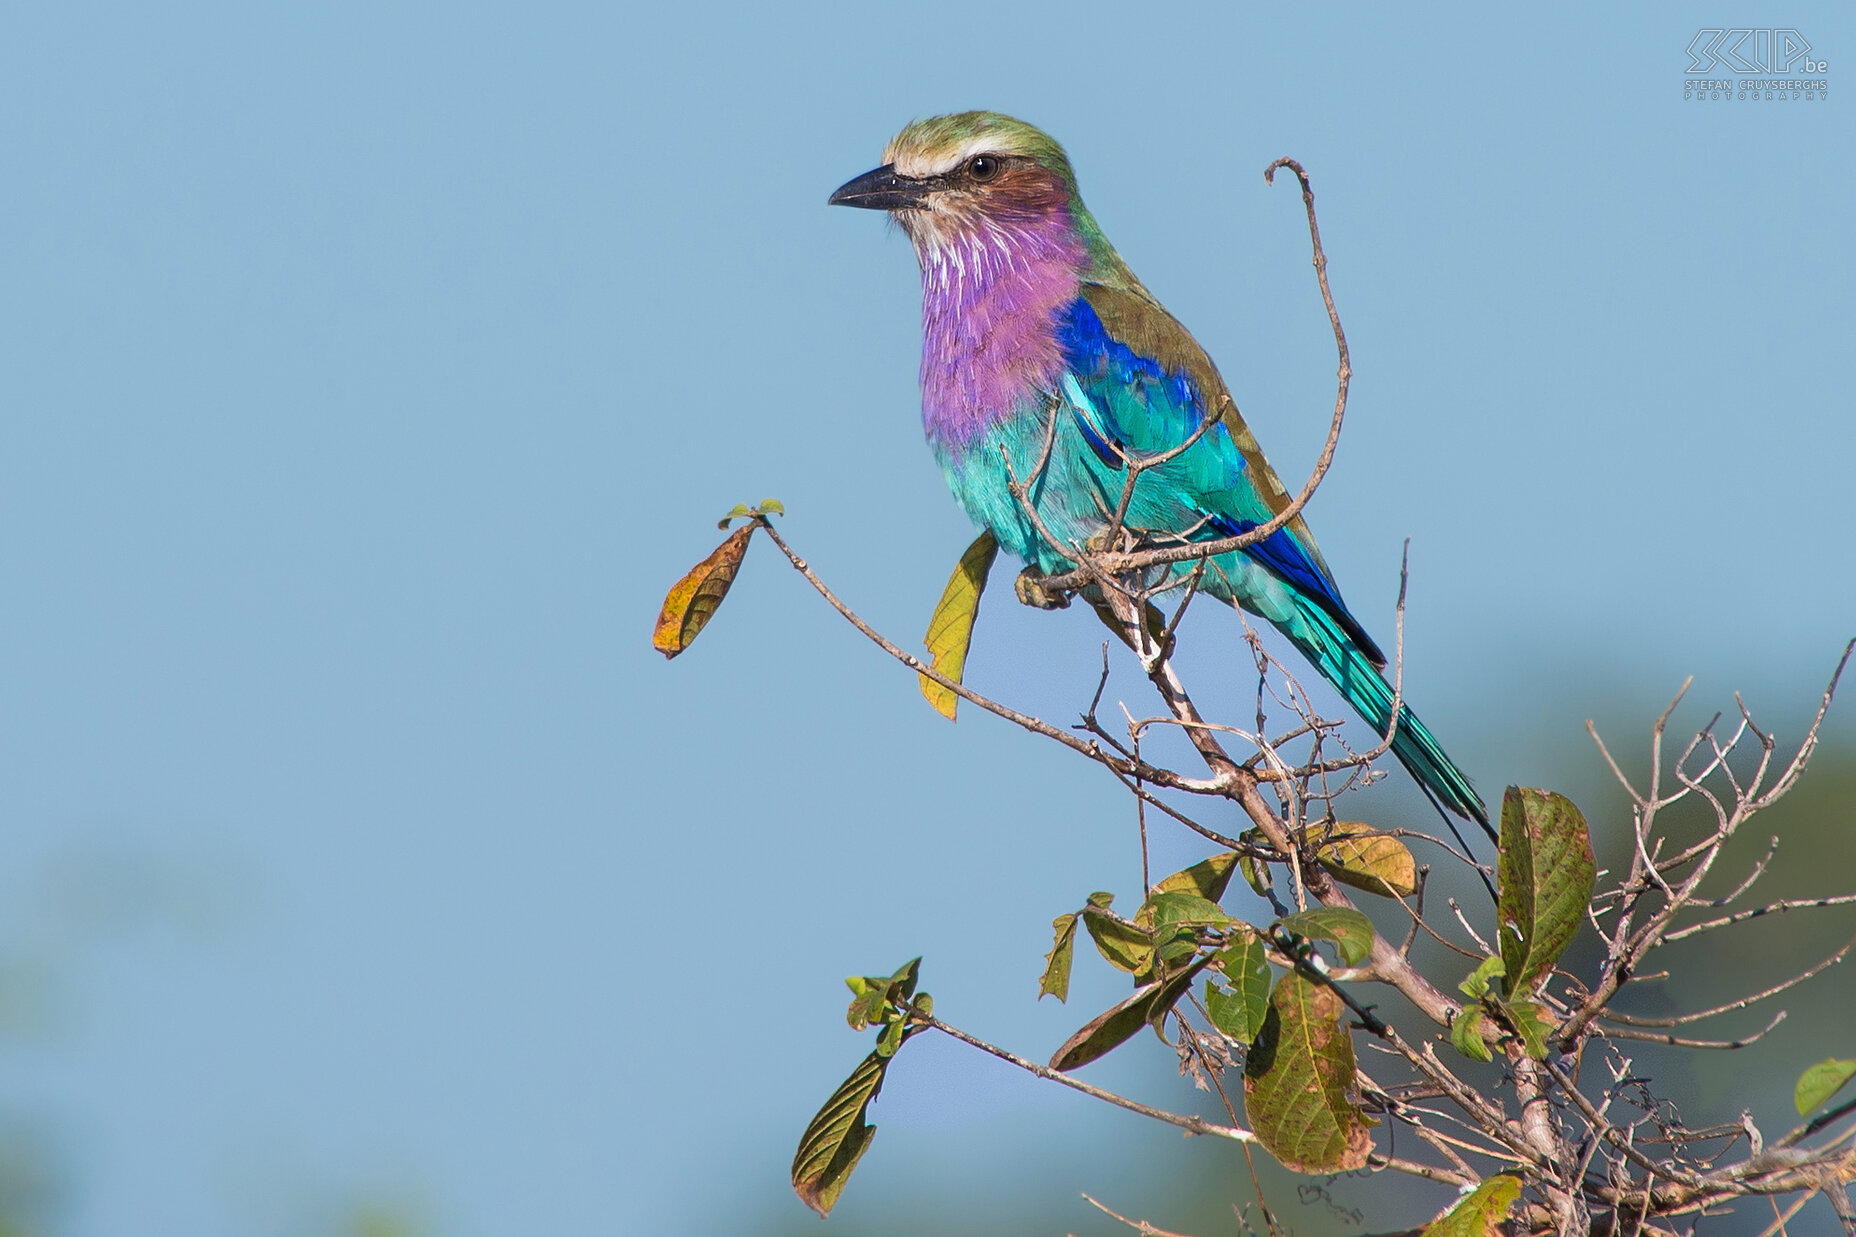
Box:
(1060, 282, 1385, 667)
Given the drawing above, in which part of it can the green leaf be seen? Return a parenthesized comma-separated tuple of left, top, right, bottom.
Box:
(887, 957, 921, 1004)
(1277, 908, 1375, 966)
(757, 498, 785, 516)
(1151, 852, 1243, 903)
(1795, 1058, 1856, 1115)
(1155, 929, 1201, 970)
(716, 502, 753, 529)
(845, 958, 922, 1030)
(652, 524, 756, 658)
(792, 1049, 893, 1217)
(1305, 825, 1418, 898)
(1497, 787, 1595, 997)
(1461, 940, 1559, 1062)
(1216, 930, 1273, 1016)
(1420, 1174, 1522, 1236)
(1138, 890, 1234, 979)
(845, 982, 886, 1032)
(1243, 970, 1373, 1173)
(1205, 929, 1272, 1044)
(1050, 989, 1154, 1073)
(1040, 913, 1079, 1002)
(1458, 956, 1506, 1002)
(1450, 1005, 1492, 1063)
(1144, 891, 1236, 930)
(1499, 999, 1553, 1060)
(1051, 969, 1201, 1072)
(918, 531, 998, 720)
(1205, 981, 1259, 1045)
(1081, 905, 1155, 976)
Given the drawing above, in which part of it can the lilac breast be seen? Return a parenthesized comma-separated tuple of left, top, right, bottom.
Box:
(918, 214, 1087, 450)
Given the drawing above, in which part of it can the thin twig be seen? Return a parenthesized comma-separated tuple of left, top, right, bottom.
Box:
(1595, 1009, 1787, 1049)
(1752, 1191, 1816, 1237)
(1037, 157, 1351, 589)
(1662, 894, 1856, 944)
(756, 519, 1208, 795)
(922, 1015, 1257, 1144)
(1081, 1193, 1202, 1237)
(1448, 898, 1495, 956)
(1600, 936, 1850, 1025)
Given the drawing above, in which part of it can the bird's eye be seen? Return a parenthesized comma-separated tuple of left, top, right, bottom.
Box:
(967, 155, 1001, 181)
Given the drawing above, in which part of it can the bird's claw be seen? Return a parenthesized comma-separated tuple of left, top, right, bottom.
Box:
(1015, 569, 1072, 611)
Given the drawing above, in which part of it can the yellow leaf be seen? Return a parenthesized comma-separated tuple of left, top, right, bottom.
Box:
(1151, 851, 1242, 902)
(652, 524, 756, 658)
(919, 532, 998, 719)
(1303, 824, 1418, 898)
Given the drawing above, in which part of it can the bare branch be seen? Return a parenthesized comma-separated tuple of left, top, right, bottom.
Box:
(1752, 1191, 1819, 1237)
(1588, 718, 1646, 805)
(1596, 1009, 1787, 1049)
(1540, 1055, 1710, 1190)
(1702, 836, 1781, 908)
(1755, 637, 1853, 809)
(922, 1015, 1257, 1145)
(1601, 936, 1851, 1025)
(1778, 1096, 1856, 1149)
(756, 519, 1211, 796)
(1662, 894, 1856, 945)
(1447, 898, 1495, 956)
(1081, 1193, 1203, 1237)
(1037, 157, 1351, 591)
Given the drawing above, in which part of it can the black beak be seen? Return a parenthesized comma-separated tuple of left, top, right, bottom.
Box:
(828, 163, 932, 211)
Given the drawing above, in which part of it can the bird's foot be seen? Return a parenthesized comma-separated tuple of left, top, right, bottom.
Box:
(1014, 568, 1072, 611)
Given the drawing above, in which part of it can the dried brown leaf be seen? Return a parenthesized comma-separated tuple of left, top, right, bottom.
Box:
(652, 524, 756, 658)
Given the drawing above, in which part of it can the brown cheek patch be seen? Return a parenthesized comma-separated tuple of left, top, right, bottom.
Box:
(988, 165, 1069, 221)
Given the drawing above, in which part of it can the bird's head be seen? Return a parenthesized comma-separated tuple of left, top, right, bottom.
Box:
(829, 111, 1085, 259)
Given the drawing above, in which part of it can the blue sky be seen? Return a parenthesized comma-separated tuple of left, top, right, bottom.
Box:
(0, 4, 1850, 1235)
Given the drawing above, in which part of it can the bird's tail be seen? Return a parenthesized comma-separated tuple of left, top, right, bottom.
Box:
(1270, 596, 1491, 838)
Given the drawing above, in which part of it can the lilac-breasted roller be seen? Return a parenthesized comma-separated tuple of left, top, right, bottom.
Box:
(830, 111, 1489, 834)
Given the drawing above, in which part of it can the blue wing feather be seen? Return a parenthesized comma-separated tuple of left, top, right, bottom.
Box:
(1054, 296, 1384, 665)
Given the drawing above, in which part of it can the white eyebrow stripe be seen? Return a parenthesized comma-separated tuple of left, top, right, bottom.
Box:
(893, 133, 1010, 179)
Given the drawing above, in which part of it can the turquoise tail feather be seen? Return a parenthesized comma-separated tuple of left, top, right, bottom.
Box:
(1272, 596, 1491, 837)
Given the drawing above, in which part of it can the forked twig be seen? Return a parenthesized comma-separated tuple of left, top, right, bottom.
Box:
(1038, 157, 1350, 589)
